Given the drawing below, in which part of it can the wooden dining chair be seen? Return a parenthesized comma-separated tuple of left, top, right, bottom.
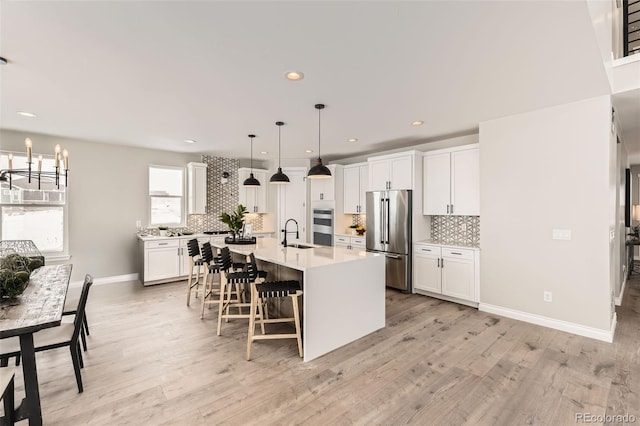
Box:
(62, 287, 90, 351)
(0, 367, 17, 425)
(0, 274, 94, 393)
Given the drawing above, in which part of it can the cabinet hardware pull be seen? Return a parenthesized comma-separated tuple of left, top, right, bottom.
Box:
(441, 258, 444, 267)
(159, 242, 168, 246)
(451, 204, 454, 214)
(446, 204, 449, 214)
(450, 252, 462, 255)
(422, 248, 431, 252)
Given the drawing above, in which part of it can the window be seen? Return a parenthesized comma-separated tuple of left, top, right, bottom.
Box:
(149, 165, 185, 226)
(0, 152, 68, 256)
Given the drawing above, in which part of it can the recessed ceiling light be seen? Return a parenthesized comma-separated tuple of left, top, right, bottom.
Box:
(184, 139, 196, 144)
(17, 111, 37, 118)
(285, 71, 304, 81)
(305, 149, 314, 153)
(348, 138, 358, 142)
(0, 57, 7, 65)
(411, 120, 424, 126)
(260, 151, 268, 155)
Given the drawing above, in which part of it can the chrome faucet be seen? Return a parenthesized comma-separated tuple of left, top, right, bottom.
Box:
(282, 218, 299, 247)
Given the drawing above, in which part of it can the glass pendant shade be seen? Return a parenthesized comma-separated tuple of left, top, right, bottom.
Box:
(243, 134, 260, 186)
(308, 104, 331, 179)
(270, 121, 290, 184)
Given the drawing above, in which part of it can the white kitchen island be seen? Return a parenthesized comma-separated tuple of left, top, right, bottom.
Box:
(210, 237, 386, 362)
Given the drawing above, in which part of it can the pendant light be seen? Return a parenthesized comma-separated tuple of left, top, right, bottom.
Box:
(243, 134, 260, 186)
(270, 121, 290, 184)
(307, 103, 332, 179)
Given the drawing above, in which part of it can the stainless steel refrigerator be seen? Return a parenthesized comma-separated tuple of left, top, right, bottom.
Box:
(366, 190, 412, 293)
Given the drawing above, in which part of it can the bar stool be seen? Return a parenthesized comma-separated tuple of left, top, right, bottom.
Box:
(216, 248, 266, 336)
(0, 367, 16, 425)
(200, 242, 221, 319)
(246, 278, 303, 361)
(186, 238, 206, 306)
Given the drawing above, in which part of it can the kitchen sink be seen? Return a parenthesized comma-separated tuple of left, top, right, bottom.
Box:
(287, 243, 314, 249)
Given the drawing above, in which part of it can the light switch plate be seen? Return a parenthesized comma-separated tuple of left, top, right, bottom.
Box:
(552, 229, 571, 241)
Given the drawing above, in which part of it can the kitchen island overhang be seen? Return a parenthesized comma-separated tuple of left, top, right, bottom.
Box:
(210, 237, 386, 361)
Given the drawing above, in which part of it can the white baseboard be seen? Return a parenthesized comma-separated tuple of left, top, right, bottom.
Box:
(69, 273, 139, 288)
(615, 277, 627, 306)
(478, 303, 617, 343)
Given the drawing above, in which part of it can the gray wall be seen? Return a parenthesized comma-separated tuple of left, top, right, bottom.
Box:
(1, 129, 200, 282)
(479, 95, 613, 332)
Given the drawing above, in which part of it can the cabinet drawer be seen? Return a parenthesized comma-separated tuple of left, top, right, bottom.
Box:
(350, 237, 366, 247)
(146, 240, 179, 249)
(414, 244, 441, 256)
(442, 247, 474, 260)
(335, 236, 350, 245)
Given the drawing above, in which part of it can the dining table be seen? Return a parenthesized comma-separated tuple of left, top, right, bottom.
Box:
(0, 264, 72, 426)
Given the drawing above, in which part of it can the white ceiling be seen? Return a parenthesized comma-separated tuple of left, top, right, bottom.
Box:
(0, 1, 611, 162)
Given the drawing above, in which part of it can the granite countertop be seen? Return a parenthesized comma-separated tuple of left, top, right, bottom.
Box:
(415, 239, 480, 250)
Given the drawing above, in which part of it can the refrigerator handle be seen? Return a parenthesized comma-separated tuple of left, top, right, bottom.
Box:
(380, 198, 385, 244)
(385, 198, 390, 244)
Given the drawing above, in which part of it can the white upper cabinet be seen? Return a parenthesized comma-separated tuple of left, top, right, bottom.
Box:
(423, 145, 479, 216)
(309, 164, 336, 202)
(343, 163, 368, 214)
(368, 152, 415, 191)
(238, 168, 268, 213)
(187, 162, 208, 215)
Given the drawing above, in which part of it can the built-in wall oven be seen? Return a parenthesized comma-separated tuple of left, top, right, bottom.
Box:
(312, 208, 334, 246)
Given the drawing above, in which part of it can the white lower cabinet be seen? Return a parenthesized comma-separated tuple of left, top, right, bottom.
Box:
(142, 236, 210, 285)
(335, 235, 366, 250)
(144, 240, 180, 283)
(413, 243, 478, 304)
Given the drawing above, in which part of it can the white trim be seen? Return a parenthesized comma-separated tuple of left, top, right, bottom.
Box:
(478, 303, 617, 343)
(615, 276, 627, 306)
(421, 143, 480, 157)
(69, 273, 139, 288)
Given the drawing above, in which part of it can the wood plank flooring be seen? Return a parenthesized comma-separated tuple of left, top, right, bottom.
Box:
(3, 275, 640, 425)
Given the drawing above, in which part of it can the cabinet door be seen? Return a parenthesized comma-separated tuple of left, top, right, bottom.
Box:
(451, 148, 479, 216)
(359, 165, 368, 214)
(254, 170, 268, 213)
(414, 252, 442, 293)
(179, 240, 190, 276)
(423, 153, 451, 215)
(368, 160, 390, 191)
(145, 247, 180, 282)
(343, 167, 360, 214)
(237, 169, 252, 211)
(389, 156, 413, 190)
(441, 257, 475, 301)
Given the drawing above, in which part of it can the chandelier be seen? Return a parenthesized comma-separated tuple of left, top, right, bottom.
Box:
(0, 138, 69, 190)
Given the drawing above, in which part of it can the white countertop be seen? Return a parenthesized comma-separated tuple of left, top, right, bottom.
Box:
(210, 237, 378, 272)
(137, 233, 212, 242)
(415, 239, 480, 250)
(335, 232, 366, 238)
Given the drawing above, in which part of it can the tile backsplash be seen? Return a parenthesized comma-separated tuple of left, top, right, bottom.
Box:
(430, 215, 480, 247)
(185, 155, 265, 233)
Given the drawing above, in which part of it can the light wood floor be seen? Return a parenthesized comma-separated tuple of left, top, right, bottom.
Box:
(5, 274, 640, 425)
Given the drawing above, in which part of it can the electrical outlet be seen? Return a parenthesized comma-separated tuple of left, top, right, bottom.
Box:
(552, 229, 571, 241)
(543, 291, 552, 302)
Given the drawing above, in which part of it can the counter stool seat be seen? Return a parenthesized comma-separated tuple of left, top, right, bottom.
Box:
(247, 279, 303, 361)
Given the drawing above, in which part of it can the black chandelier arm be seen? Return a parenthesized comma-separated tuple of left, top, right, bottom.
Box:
(0, 168, 68, 190)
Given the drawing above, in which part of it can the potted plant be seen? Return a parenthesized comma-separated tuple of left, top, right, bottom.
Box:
(158, 226, 169, 237)
(219, 204, 247, 241)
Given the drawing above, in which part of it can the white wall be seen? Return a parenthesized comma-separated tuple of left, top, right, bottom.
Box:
(1, 129, 200, 282)
(586, 0, 615, 88)
(479, 95, 614, 333)
(616, 133, 628, 300)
